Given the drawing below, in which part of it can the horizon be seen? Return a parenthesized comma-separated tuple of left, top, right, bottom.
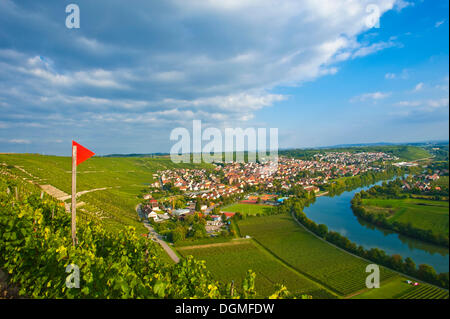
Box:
(0, 0, 449, 155)
(1, 139, 447, 157)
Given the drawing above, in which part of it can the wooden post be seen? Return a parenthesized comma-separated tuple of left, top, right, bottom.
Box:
(71, 145, 77, 246)
(230, 280, 234, 297)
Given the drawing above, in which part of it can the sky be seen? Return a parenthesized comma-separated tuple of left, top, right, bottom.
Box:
(0, 0, 448, 155)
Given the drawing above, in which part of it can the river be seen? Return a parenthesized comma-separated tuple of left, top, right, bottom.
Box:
(303, 181, 449, 273)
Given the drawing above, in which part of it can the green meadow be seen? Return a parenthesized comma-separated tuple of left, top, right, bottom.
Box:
(361, 198, 449, 237)
(222, 203, 277, 216)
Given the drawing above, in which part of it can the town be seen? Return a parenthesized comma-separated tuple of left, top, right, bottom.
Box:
(140, 152, 401, 229)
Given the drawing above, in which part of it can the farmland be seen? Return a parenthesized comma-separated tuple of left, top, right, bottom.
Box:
(398, 283, 449, 299)
(237, 213, 397, 295)
(361, 198, 449, 237)
(0, 154, 211, 233)
(177, 239, 336, 298)
(222, 203, 277, 216)
(352, 277, 449, 299)
(1, 153, 447, 299)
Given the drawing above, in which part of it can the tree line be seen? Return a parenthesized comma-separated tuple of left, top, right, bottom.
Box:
(283, 195, 449, 289)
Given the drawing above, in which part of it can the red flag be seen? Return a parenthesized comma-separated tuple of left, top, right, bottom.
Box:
(72, 141, 95, 166)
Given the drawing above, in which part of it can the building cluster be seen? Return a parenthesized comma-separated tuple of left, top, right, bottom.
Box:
(314, 151, 398, 165)
(402, 173, 444, 192)
(159, 167, 244, 200)
(142, 152, 397, 226)
(148, 152, 393, 202)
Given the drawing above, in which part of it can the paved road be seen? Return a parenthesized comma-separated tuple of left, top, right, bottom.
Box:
(137, 204, 180, 263)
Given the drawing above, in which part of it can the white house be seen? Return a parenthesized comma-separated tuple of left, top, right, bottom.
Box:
(147, 211, 158, 220)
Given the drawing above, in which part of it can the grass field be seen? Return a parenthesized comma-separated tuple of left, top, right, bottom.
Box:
(362, 198, 449, 236)
(222, 203, 277, 216)
(237, 214, 397, 296)
(177, 240, 336, 298)
(0, 154, 211, 233)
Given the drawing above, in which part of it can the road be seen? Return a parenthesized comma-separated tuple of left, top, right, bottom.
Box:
(136, 204, 180, 263)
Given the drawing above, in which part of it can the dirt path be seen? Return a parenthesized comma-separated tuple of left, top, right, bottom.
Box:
(176, 238, 250, 251)
(58, 187, 112, 201)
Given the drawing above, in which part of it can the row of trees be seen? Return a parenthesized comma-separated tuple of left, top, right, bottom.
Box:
(351, 201, 449, 247)
(351, 179, 449, 247)
(322, 165, 415, 196)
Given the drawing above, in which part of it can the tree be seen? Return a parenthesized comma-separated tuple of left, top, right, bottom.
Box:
(195, 199, 201, 212)
(417, 264, 437, 283)
(171, 226, 186, 243)
(317, 224, 328, 238)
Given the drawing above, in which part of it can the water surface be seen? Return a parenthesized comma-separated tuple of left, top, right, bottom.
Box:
(303, 181, 449, 273)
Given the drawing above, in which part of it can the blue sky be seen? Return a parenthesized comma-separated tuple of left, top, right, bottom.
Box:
(0, 0, 448, 155)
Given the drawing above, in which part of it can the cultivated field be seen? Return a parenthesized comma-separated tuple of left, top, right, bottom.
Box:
(177, 240, 336, 298)
(222, 203, 277, 216)
(0, 154, 211, 233)
(398, 283, 449, 299)
(352, 277, 449, 299)
(237, 214, 397, 296)
(361, 198, 449, 236)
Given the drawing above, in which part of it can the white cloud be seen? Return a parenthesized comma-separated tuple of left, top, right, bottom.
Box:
(385, 73, 396, 79)
(394, 0, 414, 11)
(352, 40, 399, 58)
(435, 76, 449, 91)
(0, 0, 413, 149)
(435, 20, 445, 28)
(351, 91, 391, 102)
(396, 98, 449, 110)
(413, 82, 424, 92)
(9, 139, 31, 144)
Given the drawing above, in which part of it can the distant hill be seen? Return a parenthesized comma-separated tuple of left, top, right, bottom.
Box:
(102, 153, 169, 158)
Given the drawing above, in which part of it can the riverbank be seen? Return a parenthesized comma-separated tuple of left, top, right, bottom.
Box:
(351, 197, 449, 248)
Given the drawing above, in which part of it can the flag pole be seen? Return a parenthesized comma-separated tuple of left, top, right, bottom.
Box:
(71, 144, 77, 246)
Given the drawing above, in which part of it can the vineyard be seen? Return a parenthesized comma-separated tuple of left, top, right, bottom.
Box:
(237, 214, 397, 296)
(177, 240, 336, 299)
(0, 154, 212, 233)
(0, 171, 278, 299)
(398, 284, 449, 299)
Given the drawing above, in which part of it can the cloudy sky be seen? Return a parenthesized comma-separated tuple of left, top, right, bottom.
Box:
(0, 0, 448, 155)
